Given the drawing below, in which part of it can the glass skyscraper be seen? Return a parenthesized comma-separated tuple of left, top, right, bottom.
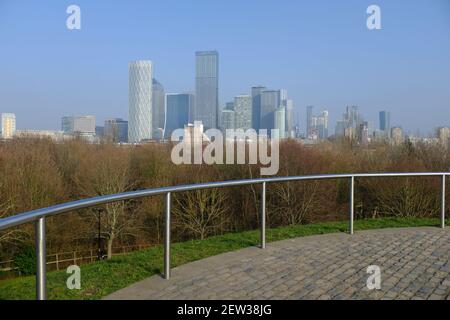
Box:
(379, 111, 391, 137)
(164, 93, 194, 139)
(152, 78, 165, 140)
(129, 60, 152, 143)
(260, 90, 280, 132)
(251, 86, 266, 130)
(194, 51, 219, 130)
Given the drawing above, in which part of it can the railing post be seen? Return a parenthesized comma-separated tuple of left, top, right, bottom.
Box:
(260, 182, 266, 249)
(441, 175, 446, 229)
(349, 176, 354, 235)
(35, 217, 46, 300)
(164, 192, 171, 279)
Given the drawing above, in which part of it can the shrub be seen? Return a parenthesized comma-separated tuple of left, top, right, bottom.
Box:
(13, 246, 36, 275)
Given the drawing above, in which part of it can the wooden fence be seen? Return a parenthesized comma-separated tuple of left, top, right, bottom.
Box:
(0, 244, 152, 273)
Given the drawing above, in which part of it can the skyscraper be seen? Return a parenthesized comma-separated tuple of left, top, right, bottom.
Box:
(260, 90, 280, 132)
(129, 60, 152, 143)
(152, 78, 165, 140)
(1, 113, 16, 139)
(285, 99, 294, 138)
(345, 106, 361, 129)
(307, 109, 328, 140)
(379, 111, 391, 138)
(274, 107, 286, 139)
(306, 106, 313, 137)
(234, 95, 252, 130)
(251, 86, 266, 130)
(164, 93, 194, 139)
(316, 110, 329, 139)
(194, 51, 219, 129)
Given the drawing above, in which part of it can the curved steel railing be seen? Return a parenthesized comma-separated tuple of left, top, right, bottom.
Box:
(0, 172, 448, 300)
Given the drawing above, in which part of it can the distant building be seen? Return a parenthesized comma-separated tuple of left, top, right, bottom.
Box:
(306, 106, 313, 137)
(285, 99, 294, 138)
(152, 78, 165, 140)
(1, 113, 16, 139)
(379, 111, 391, 138)
(345, 127, 357, 141)
(274, 107, 286, 139)
(129, 60, 152, 143)
(184, 121, 206, 144)
(359, 122, 369, 146)
(437, 127, 450, 147)
(307, 108, 328, 140)
(335, 120, 349, 137)
(220, 109, 235, 132)
(345, 106, 361, 129)
(225, 101, 234, 110)
(251, 86, 266, 130)
(104, 118, 128, 143)
(391, 127, 403, 145)
(61, 115, 96, 136)
(95, 126, 104, 137)
(194, 51, 219, 129)
(15, 130, 70, 142)
(260, 90, 280, 133)
(165, 93, 193, 139)
(234, 95, 252, 130)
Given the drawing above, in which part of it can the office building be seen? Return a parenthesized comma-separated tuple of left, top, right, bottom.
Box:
(251, 86, 266, 130)
(391, 127, 403, 145)
(306, 106, 314, 137)
(164, 93, 193, 139)
(194, 51, 219, 129)
(379, 111, 391, 138)
(152, 78, 165, 140)
(129, 60, 152, 143)
(307, 108, 328, 140)
(234, 95, 252, 130)
(1, 113, 16, 139)
(285, 99, 294, 138)
(61, 115, 96, 136)
(221, 109, 235, 132)
(260, 90, 280, 132)
(274, 107, 286, 139)
(104, 118, 128, 143)
(437, 127, 450, 147)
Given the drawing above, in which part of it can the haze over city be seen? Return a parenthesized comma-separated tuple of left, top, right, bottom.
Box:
(0, 0, 449, 135)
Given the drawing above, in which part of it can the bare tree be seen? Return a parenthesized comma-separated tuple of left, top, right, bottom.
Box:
(173, 188, 229, 240)
(74, 145, 134, 259)
(270, 181, 319, 225)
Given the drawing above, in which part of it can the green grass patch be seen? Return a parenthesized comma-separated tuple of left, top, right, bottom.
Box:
(0, 217, 441, 300)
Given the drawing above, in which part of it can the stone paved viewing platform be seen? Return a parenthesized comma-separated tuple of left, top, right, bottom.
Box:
(105, 227, 450, 300)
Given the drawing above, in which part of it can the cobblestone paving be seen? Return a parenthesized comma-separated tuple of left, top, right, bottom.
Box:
(105, 227, 450, 300)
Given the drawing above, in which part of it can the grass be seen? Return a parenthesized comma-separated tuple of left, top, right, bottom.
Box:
(0, 217, 442, 300)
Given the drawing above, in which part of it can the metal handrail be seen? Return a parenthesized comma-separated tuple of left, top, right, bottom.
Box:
(0, 172, 447, 300)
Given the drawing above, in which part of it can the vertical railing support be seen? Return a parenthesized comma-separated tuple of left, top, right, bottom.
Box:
(349, 176, 354, 235)
(441, 175, 446, 229)
(35, 217, 46, 300)
(164, 192, 171, 279)
(260, 182, 266, 249)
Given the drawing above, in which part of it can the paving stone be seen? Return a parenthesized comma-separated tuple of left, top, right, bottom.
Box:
(104, 227, 450, 300)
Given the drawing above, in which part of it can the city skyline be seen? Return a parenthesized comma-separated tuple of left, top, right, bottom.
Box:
(0, 1, 449, 135)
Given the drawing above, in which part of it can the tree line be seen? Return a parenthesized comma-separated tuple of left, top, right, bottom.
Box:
(0, 137, 448, 263)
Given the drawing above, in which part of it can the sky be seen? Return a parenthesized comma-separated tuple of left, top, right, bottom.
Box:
(0, 0, 449, 136)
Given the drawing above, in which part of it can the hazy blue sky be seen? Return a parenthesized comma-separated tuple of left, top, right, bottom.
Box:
(0, 0, 449, 135)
